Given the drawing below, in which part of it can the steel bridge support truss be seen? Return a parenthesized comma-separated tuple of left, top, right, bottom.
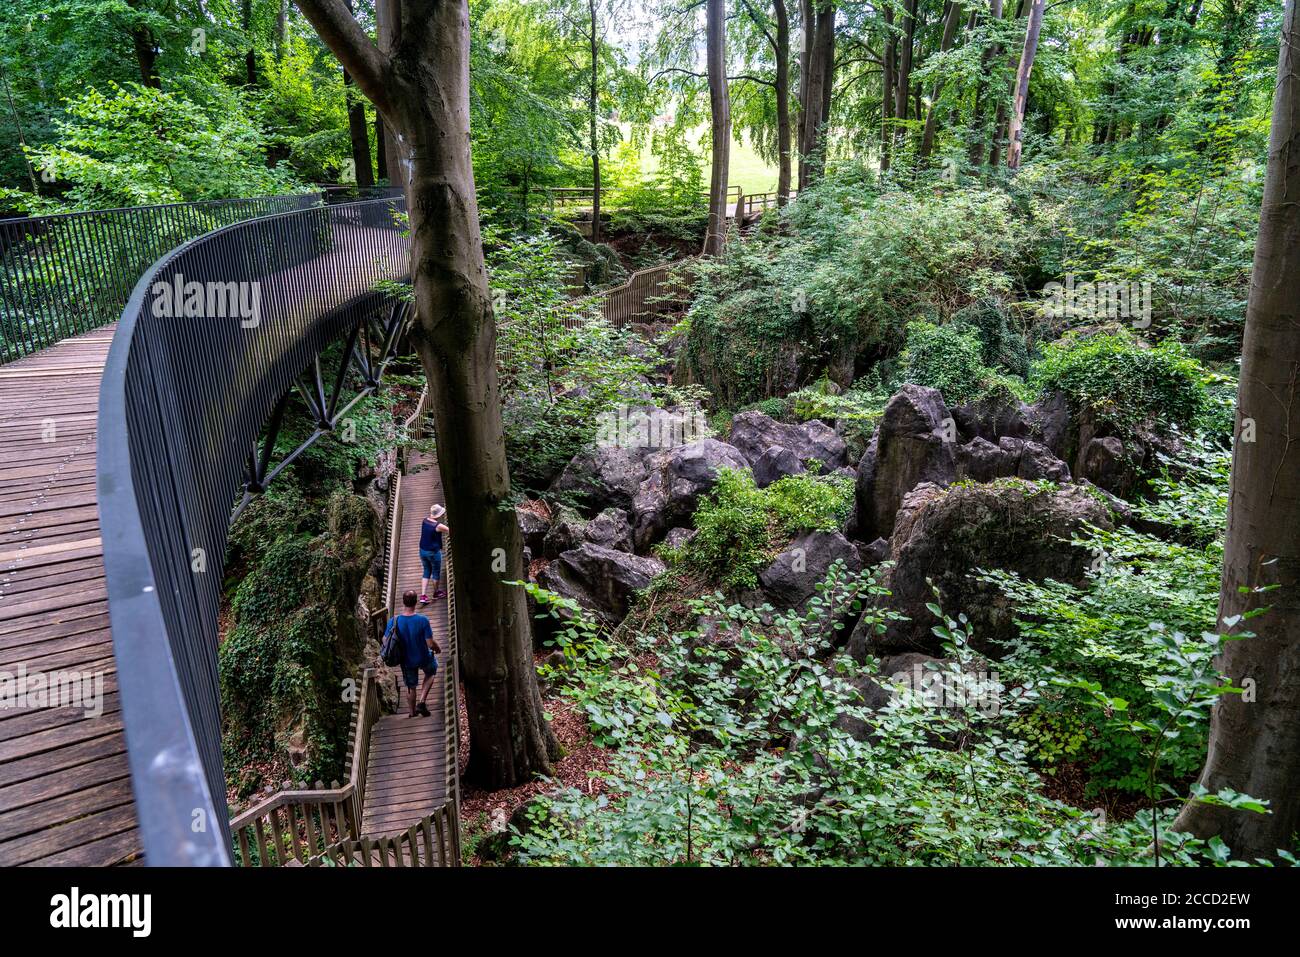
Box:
(236, 299, 412, 518)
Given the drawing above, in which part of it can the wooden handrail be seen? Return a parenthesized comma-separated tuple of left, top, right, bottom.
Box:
(308, 805, 458, 867)
(230, 667, 385, 866)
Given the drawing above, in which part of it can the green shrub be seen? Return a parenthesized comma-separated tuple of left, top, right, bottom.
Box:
(898, 321, 995, 405)
(681, 166, 1040, 406)
(1030, 331, 1208, 435)
(680, 468, 854, 590)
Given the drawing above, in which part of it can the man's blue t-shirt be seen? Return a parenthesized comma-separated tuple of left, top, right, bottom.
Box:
(420, 518, 443, 553)
(390, 613, 433, 664)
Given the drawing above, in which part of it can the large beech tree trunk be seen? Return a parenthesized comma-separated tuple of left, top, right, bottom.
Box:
(295, 0, 556, 788)
(704, 0, 731, 254)
(1173, 0, 1300, 861)
(1006, 0, 1044, 169)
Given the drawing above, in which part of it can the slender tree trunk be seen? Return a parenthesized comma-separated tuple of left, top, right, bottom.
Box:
(126, 0, 160, 89)
(295, 0, 556, 789)
(774, 0, 792, 203)
(342, 0, 373, 185)
(375, 0, 409, 194)
(588, 0, 601, 243)
(968, 0, 1003, 165)
(881, 5, 895, 171)
(704, 0, 731, 254)
(919, 0, 964, 160)
(991, 0, 1027, 165)
(798, 0, 812, 158)
(893, 0, 917, 156)
(376, 115, 389, 180)
(1173, 0, 1300, 862)
(797, 2, 835, 186)
(243, 0, 258, 86)
(1006, 0, 1043, 169)
(276, 0, 290, 59)
(344, 69, 376, 186)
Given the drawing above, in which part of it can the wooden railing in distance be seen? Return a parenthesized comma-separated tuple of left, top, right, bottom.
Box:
(230, 667, 383, 866)
(576, 258, 695, 329)
(309, 805, 457, 866)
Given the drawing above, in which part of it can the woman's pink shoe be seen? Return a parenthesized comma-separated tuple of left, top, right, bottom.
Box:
(418, 594, 430, 605)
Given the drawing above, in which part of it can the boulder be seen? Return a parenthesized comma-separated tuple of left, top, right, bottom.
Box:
(1025, 391, 1072, 457)
(515, 503, 551, 555)
(583, 508, 633, 553)
(727, 411, 849, 473)
(952, 392, 1034, 444)
(956, 436, 1016, 482)
(848, 479, 1114, 659)
(550, 445, 652, 515)
(757, 530, 863, 609)
(856, 386, 957, 540)
(535, 543, 665, 627)
(857, 537, 891, 566)
(1014, 439, 1072, 483)
(1078, 436, 1135, 496)
(631, 439, 749, 551)
(752, 445, 806, 488)
(662, 527, 697, 551)
(542, 507, 587, 559)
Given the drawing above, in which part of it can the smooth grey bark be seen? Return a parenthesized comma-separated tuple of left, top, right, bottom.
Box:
(1006, 0, 1044, 168)
(295, 0, 557, 789)
(588, 0, 602, 243)
(704, 0, 731, 254)
(1173, 0, 1300, 861)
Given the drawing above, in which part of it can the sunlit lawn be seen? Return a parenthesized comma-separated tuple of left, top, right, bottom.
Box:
(628, 124, 779, 195)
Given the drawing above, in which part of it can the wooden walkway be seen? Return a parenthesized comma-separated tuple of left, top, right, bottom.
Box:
(0, 324, 142, 866)
(362, 448, 451, 836)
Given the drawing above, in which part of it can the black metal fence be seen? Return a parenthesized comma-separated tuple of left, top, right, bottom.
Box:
(98, 198, 408, 865)
(0, 193, 320, 363)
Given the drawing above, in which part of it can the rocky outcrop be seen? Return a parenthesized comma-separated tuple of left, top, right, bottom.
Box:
(516, 502, 551, 555)
(848, 479, 1114, 659)
(727, 411, 849, 476)
(757, 530, 862, 609)
(551, 445, 652, 515)
(584, 508, 633, 552)
(535, 543, 665, 627)
(631, 439, 749, 550)
(856, 386, 957, 540)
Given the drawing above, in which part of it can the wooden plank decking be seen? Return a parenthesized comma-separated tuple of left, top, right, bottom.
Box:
(0, 325, 142, 866)
(362, 448, 451, 836)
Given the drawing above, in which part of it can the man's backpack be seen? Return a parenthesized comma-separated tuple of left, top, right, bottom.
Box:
(381, 617, 406, 667)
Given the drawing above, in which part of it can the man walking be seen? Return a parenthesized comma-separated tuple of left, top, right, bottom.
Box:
(385, 590, 442, 717)
(419, 503, 449, 605)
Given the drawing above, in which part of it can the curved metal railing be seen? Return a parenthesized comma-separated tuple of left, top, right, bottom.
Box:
(98, 198, 409, 865)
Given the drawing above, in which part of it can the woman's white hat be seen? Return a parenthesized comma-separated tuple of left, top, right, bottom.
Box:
(430, 504, 447, 519)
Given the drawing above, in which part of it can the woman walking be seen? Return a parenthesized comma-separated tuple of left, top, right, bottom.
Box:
(419, 503, 448, 605)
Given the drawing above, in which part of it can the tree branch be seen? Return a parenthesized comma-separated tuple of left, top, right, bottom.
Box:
(295, 0, 396, 121)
